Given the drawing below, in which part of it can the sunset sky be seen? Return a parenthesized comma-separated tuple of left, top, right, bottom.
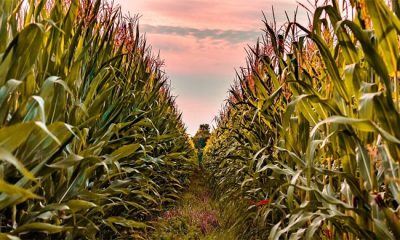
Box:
(114, 0, 308, 135)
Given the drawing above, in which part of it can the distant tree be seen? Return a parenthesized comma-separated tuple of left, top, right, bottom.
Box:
(192, 124, 211, 165)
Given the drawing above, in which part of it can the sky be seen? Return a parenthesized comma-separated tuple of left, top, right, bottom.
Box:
(113, 0, 309, 135)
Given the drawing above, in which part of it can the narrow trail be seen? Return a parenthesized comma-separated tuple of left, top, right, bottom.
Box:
(148, 168, 235, 240)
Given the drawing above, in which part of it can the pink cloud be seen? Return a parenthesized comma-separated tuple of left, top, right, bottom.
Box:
(113, 0, 309, 135)
(146, 33, 248, 76)
(116, 0, 306, 30)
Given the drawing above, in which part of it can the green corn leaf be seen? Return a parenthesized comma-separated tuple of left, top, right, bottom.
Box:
(365, 0, 399, 76)
(0, 179, 42, 202)
(0, 147, 35, 180)
(105, 216, 147, 229)
(13, 223, 71, 234)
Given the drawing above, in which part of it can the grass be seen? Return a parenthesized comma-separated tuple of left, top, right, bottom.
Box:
(149, 168, 236, 240)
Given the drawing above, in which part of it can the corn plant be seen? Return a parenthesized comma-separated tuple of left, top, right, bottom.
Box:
(205, 0, 400, 239)
(0, 0, 194, 239)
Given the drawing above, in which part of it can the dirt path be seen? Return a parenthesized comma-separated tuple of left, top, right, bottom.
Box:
(148, 168, 235, 240)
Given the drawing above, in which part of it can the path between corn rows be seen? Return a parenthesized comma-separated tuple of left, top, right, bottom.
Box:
(146, 168, 235, 240)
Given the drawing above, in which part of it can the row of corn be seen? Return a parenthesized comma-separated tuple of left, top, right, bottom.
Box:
(0, 0, 194, 239)
(205, 0, 400, 239)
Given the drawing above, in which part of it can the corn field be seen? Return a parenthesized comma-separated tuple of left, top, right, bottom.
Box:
(0, 0, 194, 239)
(3, 0, 400, 239)
(205, 0, 400, 239)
